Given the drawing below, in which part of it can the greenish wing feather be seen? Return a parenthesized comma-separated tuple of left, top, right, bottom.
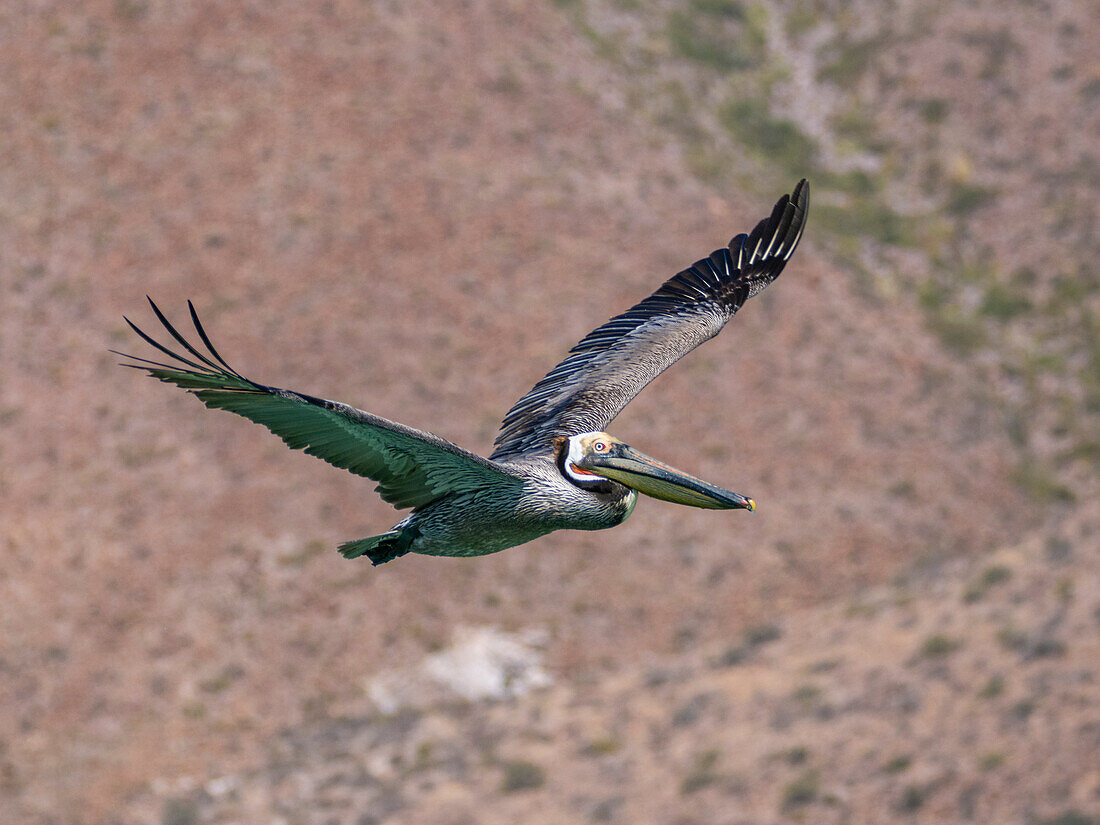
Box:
(193, 384, 514, 509)
(117, 299, 521, 510)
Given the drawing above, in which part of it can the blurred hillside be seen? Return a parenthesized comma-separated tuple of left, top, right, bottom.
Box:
(0, 1, 1095, 823)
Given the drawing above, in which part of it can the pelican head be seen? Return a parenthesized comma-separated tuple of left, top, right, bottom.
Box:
(559, 432, 755, 511)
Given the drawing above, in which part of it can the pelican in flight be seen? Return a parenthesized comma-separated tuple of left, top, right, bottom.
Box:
(118, 181, 808, 565)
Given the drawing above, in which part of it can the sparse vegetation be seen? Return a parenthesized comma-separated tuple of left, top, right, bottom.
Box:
(979, 750, 1006, 770)
(1046, 537, 1073, 562)
(981, 565, 1012, 587)
(946, 182, 999, 216)
(666, 9, 761, 71)
(413, 741, 434, 771)
(781, 769, 819, 808)
(690, 0, 745, 18)
(916, 97, 950, 124)
(792, 683, 822, 705)
(773, 745, 809, 765)
(116, 443, 163, 468)
(980, 282, 1031, 321)
(672, 695, 706, 726)
(884, 754, 912, 774)
(899, 784, 926, 811)
(277, 539, 327, 567)
(198, 664, 245, 694)
(1055, 577, 1074, 603)
(831, 106, 881, 147)
(780, 3, 817, 36)
(162, 797, 199, 825)
(713, 621, 783, 666)
(817, 200, 915, 247)
(1037, 812, 1098, 825)
(884, 477, 910, 497)
(1012, 699, 1036, 720)
(974, 27, 1022, 81)
(681, 750, 721, 794)
(965, 564, 1013, 602)
(928, 305, 988, 355)
(500, 759, 545, 793)
(997, 625, 1027, 652)
(979, 674, 1005, 699)
(1014, 460, 1075, 503)
(919, 634, 960, 659)
(744, 622, 783, 646)
(720, 96, 819, 175)
(584, 736, 622, 757)
(817, 37, 877, 86)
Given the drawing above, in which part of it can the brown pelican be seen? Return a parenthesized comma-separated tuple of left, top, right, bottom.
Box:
(118, 181, 808, 565)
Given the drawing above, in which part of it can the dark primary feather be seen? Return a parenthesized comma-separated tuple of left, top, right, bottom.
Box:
(115, 299, 522, 509)
(490, 179, 809, 460)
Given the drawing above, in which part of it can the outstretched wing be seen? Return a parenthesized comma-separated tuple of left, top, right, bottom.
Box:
(490, 180, 809, 460)
(116, 299, 522, 509)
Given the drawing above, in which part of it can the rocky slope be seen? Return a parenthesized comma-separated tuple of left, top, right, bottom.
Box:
(0, 0, 1094, 823)
(144, 510, 1099, 825)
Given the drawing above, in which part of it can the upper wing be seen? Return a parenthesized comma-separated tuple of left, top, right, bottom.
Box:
(490, 180, 809, 461)
(117, 299, 522, 510)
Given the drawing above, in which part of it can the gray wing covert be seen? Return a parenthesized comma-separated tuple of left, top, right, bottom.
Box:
(490, 180, 809, 461)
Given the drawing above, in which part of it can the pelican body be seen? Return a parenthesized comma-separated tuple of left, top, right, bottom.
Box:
(119, 181, 808, 564)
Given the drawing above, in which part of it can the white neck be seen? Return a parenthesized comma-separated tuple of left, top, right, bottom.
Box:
(563, 434, 601, 485)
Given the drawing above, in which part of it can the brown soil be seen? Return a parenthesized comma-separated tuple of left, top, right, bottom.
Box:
(1, 1, 1094, 823)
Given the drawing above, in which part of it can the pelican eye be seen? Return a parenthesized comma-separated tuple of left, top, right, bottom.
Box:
(593, 441, 608, 453)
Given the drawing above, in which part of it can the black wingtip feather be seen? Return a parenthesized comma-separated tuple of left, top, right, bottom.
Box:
(119, 300, 269, 396)
(187, 300, 244, 379)
(146, 297, 227, 375)
(742, 179, 808, 267)
(110, 348, 200, 373)
(123, 314, 211, 372)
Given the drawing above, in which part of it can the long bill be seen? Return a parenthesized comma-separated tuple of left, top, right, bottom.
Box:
(578, 444, 755, 511)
